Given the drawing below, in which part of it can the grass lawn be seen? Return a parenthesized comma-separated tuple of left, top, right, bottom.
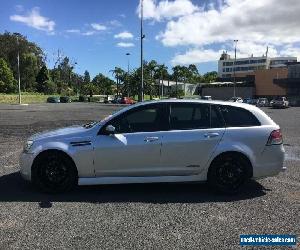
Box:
(0, 93, 65, 104)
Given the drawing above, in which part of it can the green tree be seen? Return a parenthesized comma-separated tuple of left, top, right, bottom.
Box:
(0, 58, 16, 93)
(0, 32, 44, 89)
(92, 73, 114, 96)
(202, 71, 218, 83)
(36, 65, 49, 93)
(43, 80, 57, 94)
(110, 67, 125, 97)
(83, 70, 91, 84)
(82, 83, 98, 97)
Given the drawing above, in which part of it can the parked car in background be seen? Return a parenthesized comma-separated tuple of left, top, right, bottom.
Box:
(257, 98, 269, 107)
(243, 98, 258, 105)
(271, 97, 289, 108)
(104, 96, 114, 103)
(111, 97, 122, 104)
(20, 100, 285, 194)
(60, 96, 71, 103)
(120, 97, 135, 104)
(201, 96, 212, 100)
(47, 96, 60, 103)
(228, 97, 243, 103)
(243, 98, 251, 104)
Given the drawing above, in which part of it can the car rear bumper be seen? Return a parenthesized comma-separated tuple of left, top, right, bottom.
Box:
(253, 144, 285, 179)
(19, 153, 34, 181)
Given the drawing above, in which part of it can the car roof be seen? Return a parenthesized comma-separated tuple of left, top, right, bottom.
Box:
(121, 99, 260, 114)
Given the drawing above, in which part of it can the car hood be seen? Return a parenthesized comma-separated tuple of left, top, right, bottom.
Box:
(29, 125, 92, 141)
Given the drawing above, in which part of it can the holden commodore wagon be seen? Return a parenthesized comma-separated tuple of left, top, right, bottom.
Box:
(20, 100, 285, 193)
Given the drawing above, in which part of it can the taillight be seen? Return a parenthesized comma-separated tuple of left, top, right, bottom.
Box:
(267, 129, 283, 145)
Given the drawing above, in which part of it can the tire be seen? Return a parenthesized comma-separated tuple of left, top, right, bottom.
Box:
(32, 151, 77, 193)
(208, 153, 251, 194)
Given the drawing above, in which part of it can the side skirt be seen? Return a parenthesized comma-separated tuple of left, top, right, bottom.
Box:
(78, 175, 204, 186)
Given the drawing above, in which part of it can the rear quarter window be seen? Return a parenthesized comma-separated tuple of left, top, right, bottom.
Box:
(220, 105, 260, 127)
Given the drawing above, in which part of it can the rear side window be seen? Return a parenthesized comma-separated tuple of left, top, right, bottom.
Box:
(220, 105, 260, 127)
(169, 103, 211, 130)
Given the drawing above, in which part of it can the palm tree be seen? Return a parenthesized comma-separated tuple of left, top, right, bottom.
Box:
(110, 67, 125, 97)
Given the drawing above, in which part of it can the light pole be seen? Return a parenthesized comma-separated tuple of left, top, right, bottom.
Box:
(233, 39, 238, 97)
(126, 53, 130, 97)
(16, 36, 21, 104)
(139, 0, 145, 102)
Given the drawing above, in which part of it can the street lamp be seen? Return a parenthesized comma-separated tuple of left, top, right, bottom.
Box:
(233, 39, 238, 97)
(126, 53, 130, 97)
(139, 0, 145, 102)
(16, 35, 21, 104)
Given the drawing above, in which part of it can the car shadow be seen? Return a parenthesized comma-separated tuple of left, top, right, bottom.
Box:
(0, 172, 269, 207)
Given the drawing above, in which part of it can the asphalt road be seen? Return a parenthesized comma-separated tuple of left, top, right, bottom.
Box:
(0, 103, 299, 249)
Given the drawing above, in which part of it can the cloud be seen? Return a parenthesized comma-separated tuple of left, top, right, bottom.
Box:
(138, 0, 299, 65)
(137, 0, 199, 21)
(114, 31, 134, 39)
(10, 7, 55, 32)
(66, 29, 80, 34)
(116, 42, 135, 47)
(82, 31, 95, 36)
(171, 48, 225, 65)
(156, 0, 300, 47)
(91, 23, 107, 31)
(110, 20, 122, 27)
(170, 42, 300, 66)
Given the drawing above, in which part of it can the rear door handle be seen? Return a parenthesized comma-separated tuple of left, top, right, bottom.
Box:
(144, 136, 159, 142)
(204, 132, 220, 138)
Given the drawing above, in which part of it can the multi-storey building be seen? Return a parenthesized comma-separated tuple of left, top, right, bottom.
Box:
(218, 52, 297, 78)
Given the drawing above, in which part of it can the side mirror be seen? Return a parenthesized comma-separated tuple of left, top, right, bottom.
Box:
(105, 125, 116, 134)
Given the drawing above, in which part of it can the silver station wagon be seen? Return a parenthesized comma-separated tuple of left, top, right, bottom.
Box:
(20, 100, 285, 193)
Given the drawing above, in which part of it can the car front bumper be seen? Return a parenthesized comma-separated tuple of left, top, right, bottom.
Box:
(19, 152, 34, 181)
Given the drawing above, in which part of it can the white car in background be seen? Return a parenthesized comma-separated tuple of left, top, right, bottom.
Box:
(229, 97, 243, 103)
(271, 97, 289, 108)
(20, 100, 285, 194)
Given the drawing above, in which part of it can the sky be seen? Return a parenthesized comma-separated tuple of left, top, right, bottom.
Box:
(1, 0, 300, 78)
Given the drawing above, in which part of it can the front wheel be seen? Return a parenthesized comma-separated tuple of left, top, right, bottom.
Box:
(208, 153, 251, 194)
(32, 151, 77, 193)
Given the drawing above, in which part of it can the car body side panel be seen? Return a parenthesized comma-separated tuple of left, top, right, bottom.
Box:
(93, 132, 163, 177)
(203, 125, 284, 179)
(160, 128, 225, 176)
(20, 137, 95, 181)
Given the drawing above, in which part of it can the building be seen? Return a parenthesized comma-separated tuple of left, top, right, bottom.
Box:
(252, 68, 287, 97)
(218, 51, 297, 78)
(156, 80, 199, 96)
(273, 63, 300, 105)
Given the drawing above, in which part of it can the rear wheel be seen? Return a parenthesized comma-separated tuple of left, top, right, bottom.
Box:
(32, 151, 77, 193)
(208, 153, 251, 194)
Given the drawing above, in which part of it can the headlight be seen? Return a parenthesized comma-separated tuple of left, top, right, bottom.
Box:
(23, 140, 34, 153)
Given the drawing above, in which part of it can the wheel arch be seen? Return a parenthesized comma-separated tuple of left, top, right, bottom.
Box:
(32, 149, 78, 178)
(207, 151, 253, 179)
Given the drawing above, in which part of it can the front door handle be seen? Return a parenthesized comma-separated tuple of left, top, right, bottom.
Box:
(204, 132, 220, 138)
(144, 136, 159, 142)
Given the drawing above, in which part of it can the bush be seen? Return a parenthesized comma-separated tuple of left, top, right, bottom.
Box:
(169, 89, 185, 98)
(79, 95, 88, 102)
(43, 80, 57, 94)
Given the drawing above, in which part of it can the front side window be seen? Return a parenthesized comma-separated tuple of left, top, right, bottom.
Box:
(169, 103, 211, 130)
(219, 105, 260, 127)
(108, 104, 164, 133)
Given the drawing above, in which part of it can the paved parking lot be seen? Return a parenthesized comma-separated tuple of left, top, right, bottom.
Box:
(0, 103, 299, 249)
